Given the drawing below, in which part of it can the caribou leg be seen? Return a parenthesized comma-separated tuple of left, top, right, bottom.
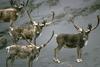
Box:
(28, 57, 33, 67)
(6, 55, 15, 67)
(6, 56, 11, 67)
(76, 47, 83, 63)
(53, 37, 65, 63)
(53, 45, 62, 63)
(10, 58, 15, 67)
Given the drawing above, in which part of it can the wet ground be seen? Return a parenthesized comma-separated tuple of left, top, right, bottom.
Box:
(0, 0, 100, 67)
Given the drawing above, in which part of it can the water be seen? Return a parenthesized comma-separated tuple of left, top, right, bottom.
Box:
(0, 0, 100, 67)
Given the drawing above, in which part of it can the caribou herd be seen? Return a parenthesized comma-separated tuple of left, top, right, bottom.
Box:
(0, 0, 100, 67)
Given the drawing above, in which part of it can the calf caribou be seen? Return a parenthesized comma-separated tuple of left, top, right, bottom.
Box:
(53, 15, 100, 63)
(9, 11, 55, 44)
(6, 31, 54, 67)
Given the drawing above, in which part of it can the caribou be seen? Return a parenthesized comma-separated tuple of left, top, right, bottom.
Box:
(0, 0, 30, 27)
(6, 30, 54, 67)
(53, 15, 100, 63)
(8, 11, 55, 44)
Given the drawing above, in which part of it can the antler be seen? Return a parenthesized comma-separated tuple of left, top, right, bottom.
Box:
(9, 0, 16, 7)
(40, 11, 55, 26)
(21, 0, 30, 7)
(71, 19, 83, 32)
(91, 15, 100, 31)
(41, 30, 54, 48)
(25, 0, 30, 7)
(26, 11, 38, 25)
(51, 11, 55, 21)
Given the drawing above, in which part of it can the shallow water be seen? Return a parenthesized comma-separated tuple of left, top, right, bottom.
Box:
(0, 0, 100, 67)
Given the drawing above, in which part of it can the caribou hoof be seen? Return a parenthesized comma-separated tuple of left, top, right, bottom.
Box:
(53, 58, 61, 63)
(76, 59, 83, 63)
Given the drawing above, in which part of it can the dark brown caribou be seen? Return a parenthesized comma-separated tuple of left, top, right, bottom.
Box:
(53, 15, 100, 63)
(0, 0, 30, 26)
(6, 31, 54, 67)
(8, 11, 55, 44)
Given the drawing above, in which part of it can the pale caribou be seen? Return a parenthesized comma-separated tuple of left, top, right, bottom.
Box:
(0, 0, 30, 26)
(6, 31, 54, 67)
(8, 11, 55, 44)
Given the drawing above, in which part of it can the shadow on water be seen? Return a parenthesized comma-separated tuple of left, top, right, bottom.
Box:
(0, 0, 100, 67)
